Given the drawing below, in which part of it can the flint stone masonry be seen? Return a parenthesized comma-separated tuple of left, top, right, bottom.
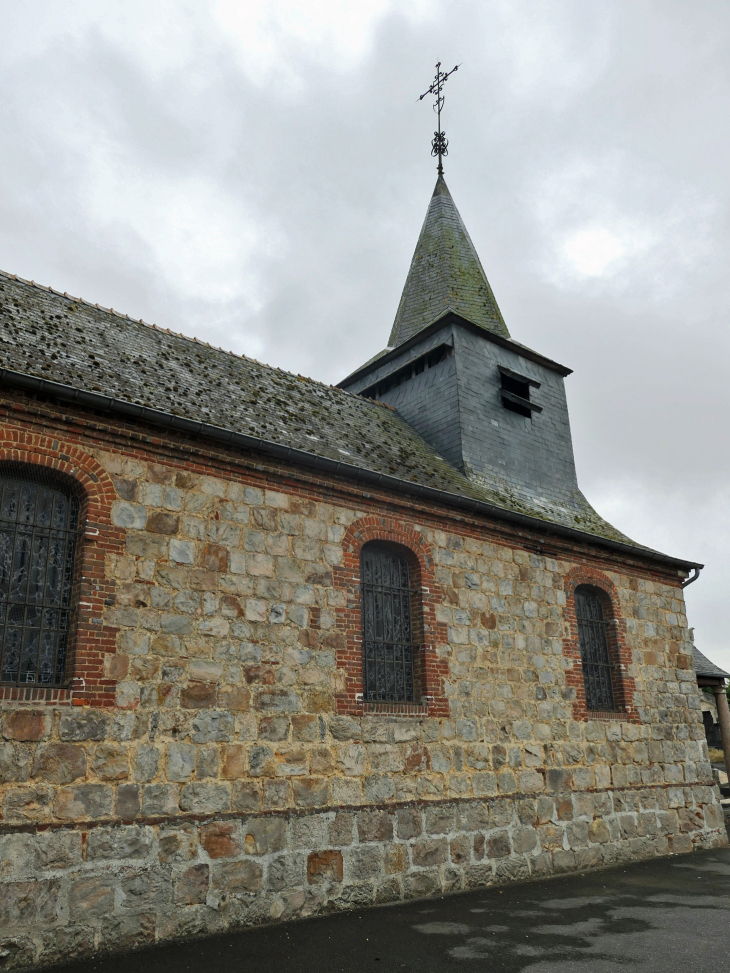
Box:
(0, 444, 724, 969)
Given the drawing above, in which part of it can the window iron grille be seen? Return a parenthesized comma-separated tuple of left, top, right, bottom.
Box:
(575, 586, 616, 711)
(0, 466, 80, 688)
(360, 544, 417, 703)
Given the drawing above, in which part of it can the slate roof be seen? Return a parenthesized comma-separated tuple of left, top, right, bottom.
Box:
(692, 646, 730, 680)
(0, 269, 698, 567)
(0, 271, 486, 496)
(388, 176, 509, 348)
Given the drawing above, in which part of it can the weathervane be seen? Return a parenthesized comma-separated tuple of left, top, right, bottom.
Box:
(419, 61, 460, 175)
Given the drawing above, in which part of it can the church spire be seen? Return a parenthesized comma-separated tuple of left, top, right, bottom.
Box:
(388, 175, 509, 348)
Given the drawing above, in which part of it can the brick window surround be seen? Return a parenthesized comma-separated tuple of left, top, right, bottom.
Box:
(334, 517, 449, 717)
(563, 566, 638, 722)
(0, 432, 123, 707)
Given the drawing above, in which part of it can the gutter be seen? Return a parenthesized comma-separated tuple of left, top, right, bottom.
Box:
(681, 567, 701, 588)
(0, 366, 702, 576)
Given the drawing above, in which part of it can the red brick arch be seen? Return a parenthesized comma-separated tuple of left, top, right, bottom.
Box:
(333, 516, 449, 717)
(562, 565, 638, 722)
(0, 430, 124, 706)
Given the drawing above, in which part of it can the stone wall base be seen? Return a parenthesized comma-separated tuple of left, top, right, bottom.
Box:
(1, 789, 727, 970)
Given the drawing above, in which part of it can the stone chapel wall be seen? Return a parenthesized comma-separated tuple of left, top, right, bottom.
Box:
(0, 422, 726, 969)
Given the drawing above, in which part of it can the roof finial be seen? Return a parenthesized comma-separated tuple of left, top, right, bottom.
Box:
(418, 61, 460, 176)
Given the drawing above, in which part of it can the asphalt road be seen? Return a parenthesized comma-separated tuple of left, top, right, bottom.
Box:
(60, 847, 730, 973)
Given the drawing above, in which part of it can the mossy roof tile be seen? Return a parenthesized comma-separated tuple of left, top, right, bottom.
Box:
(389, 175, 509, 347)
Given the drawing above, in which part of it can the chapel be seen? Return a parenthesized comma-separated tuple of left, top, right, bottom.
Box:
(0, 162, 724, 967)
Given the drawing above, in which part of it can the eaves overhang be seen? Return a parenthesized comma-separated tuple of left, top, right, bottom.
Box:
(338, 311, 572, 389)
(0, 365, 701, 575)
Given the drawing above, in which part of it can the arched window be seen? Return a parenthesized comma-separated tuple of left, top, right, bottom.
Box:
(575, 584, 616, 711)
(361, 543, 416, 703)
(0, 466, 80, 687)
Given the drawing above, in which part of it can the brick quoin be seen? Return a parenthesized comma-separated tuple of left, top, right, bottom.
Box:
(333, 516, 450, 718)
(562, 565, 639, 723)
(0, 429, 123, 707)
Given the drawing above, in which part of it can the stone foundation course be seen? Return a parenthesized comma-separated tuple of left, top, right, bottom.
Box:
(0, 785, 726, 969)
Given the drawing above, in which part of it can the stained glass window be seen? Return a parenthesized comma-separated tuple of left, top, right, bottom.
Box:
(0, 468, 79, 687)
(361, 544, 415, 703)
(575, 585, 616, 711)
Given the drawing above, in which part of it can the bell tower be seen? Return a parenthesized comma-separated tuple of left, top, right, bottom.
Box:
(339, 172, 605, 534)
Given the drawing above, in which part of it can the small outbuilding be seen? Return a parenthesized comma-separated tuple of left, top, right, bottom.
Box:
(693, 645, 730, 762)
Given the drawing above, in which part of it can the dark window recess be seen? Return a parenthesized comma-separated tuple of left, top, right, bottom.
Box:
(0, 466, 80, 688)
(703, 710, 723, 749)
(361, 543, 416, 702)
(361, 344, 453, 400)
(499, 365, 542, 418)
(575, 585, 616, 711)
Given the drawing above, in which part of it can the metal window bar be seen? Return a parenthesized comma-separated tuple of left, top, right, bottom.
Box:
(361, 545, 417, 703)
(575, 587, 616, 711)
(0, 469, 80, 688)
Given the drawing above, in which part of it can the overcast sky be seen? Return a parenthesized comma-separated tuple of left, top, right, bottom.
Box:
(1, 1, 729, 667)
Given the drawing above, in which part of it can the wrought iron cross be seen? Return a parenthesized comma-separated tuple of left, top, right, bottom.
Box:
(419, 61, 460, 175)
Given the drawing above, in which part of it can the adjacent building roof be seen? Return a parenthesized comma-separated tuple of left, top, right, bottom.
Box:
(388, 176, 509, 348)
(692, 646, 730, 681)
(0, 270, 700, 571)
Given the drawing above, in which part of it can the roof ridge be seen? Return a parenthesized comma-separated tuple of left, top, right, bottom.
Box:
(0, 267, 384, 410)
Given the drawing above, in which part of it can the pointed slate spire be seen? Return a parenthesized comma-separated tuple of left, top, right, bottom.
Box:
(389, 175, 509, 347)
